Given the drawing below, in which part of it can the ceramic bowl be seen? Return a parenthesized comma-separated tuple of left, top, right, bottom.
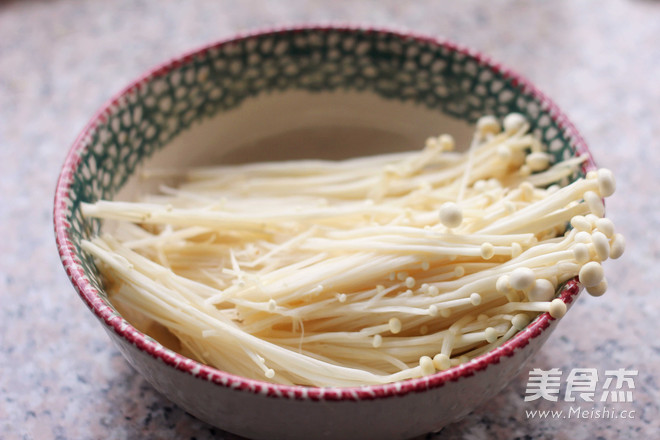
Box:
(54, 25, 593, 440)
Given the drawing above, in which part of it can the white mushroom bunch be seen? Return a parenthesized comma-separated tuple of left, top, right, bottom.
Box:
(81, 113, 624, 387)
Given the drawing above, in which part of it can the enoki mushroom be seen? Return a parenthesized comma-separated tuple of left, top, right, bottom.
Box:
(81, 113, 624, 387)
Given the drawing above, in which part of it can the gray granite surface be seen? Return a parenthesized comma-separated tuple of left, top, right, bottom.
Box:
(1, 0, 659, 439)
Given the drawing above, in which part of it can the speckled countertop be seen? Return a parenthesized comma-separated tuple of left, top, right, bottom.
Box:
(1, 1, 659, 439)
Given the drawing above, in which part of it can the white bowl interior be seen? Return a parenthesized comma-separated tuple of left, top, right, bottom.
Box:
(119, 90, 473, 200)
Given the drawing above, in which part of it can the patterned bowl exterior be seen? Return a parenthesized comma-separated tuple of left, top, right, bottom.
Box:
(54, 25, 594, 440)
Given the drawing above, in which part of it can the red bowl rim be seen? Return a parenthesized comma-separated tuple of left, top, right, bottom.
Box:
(54, 23, 593, 402)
